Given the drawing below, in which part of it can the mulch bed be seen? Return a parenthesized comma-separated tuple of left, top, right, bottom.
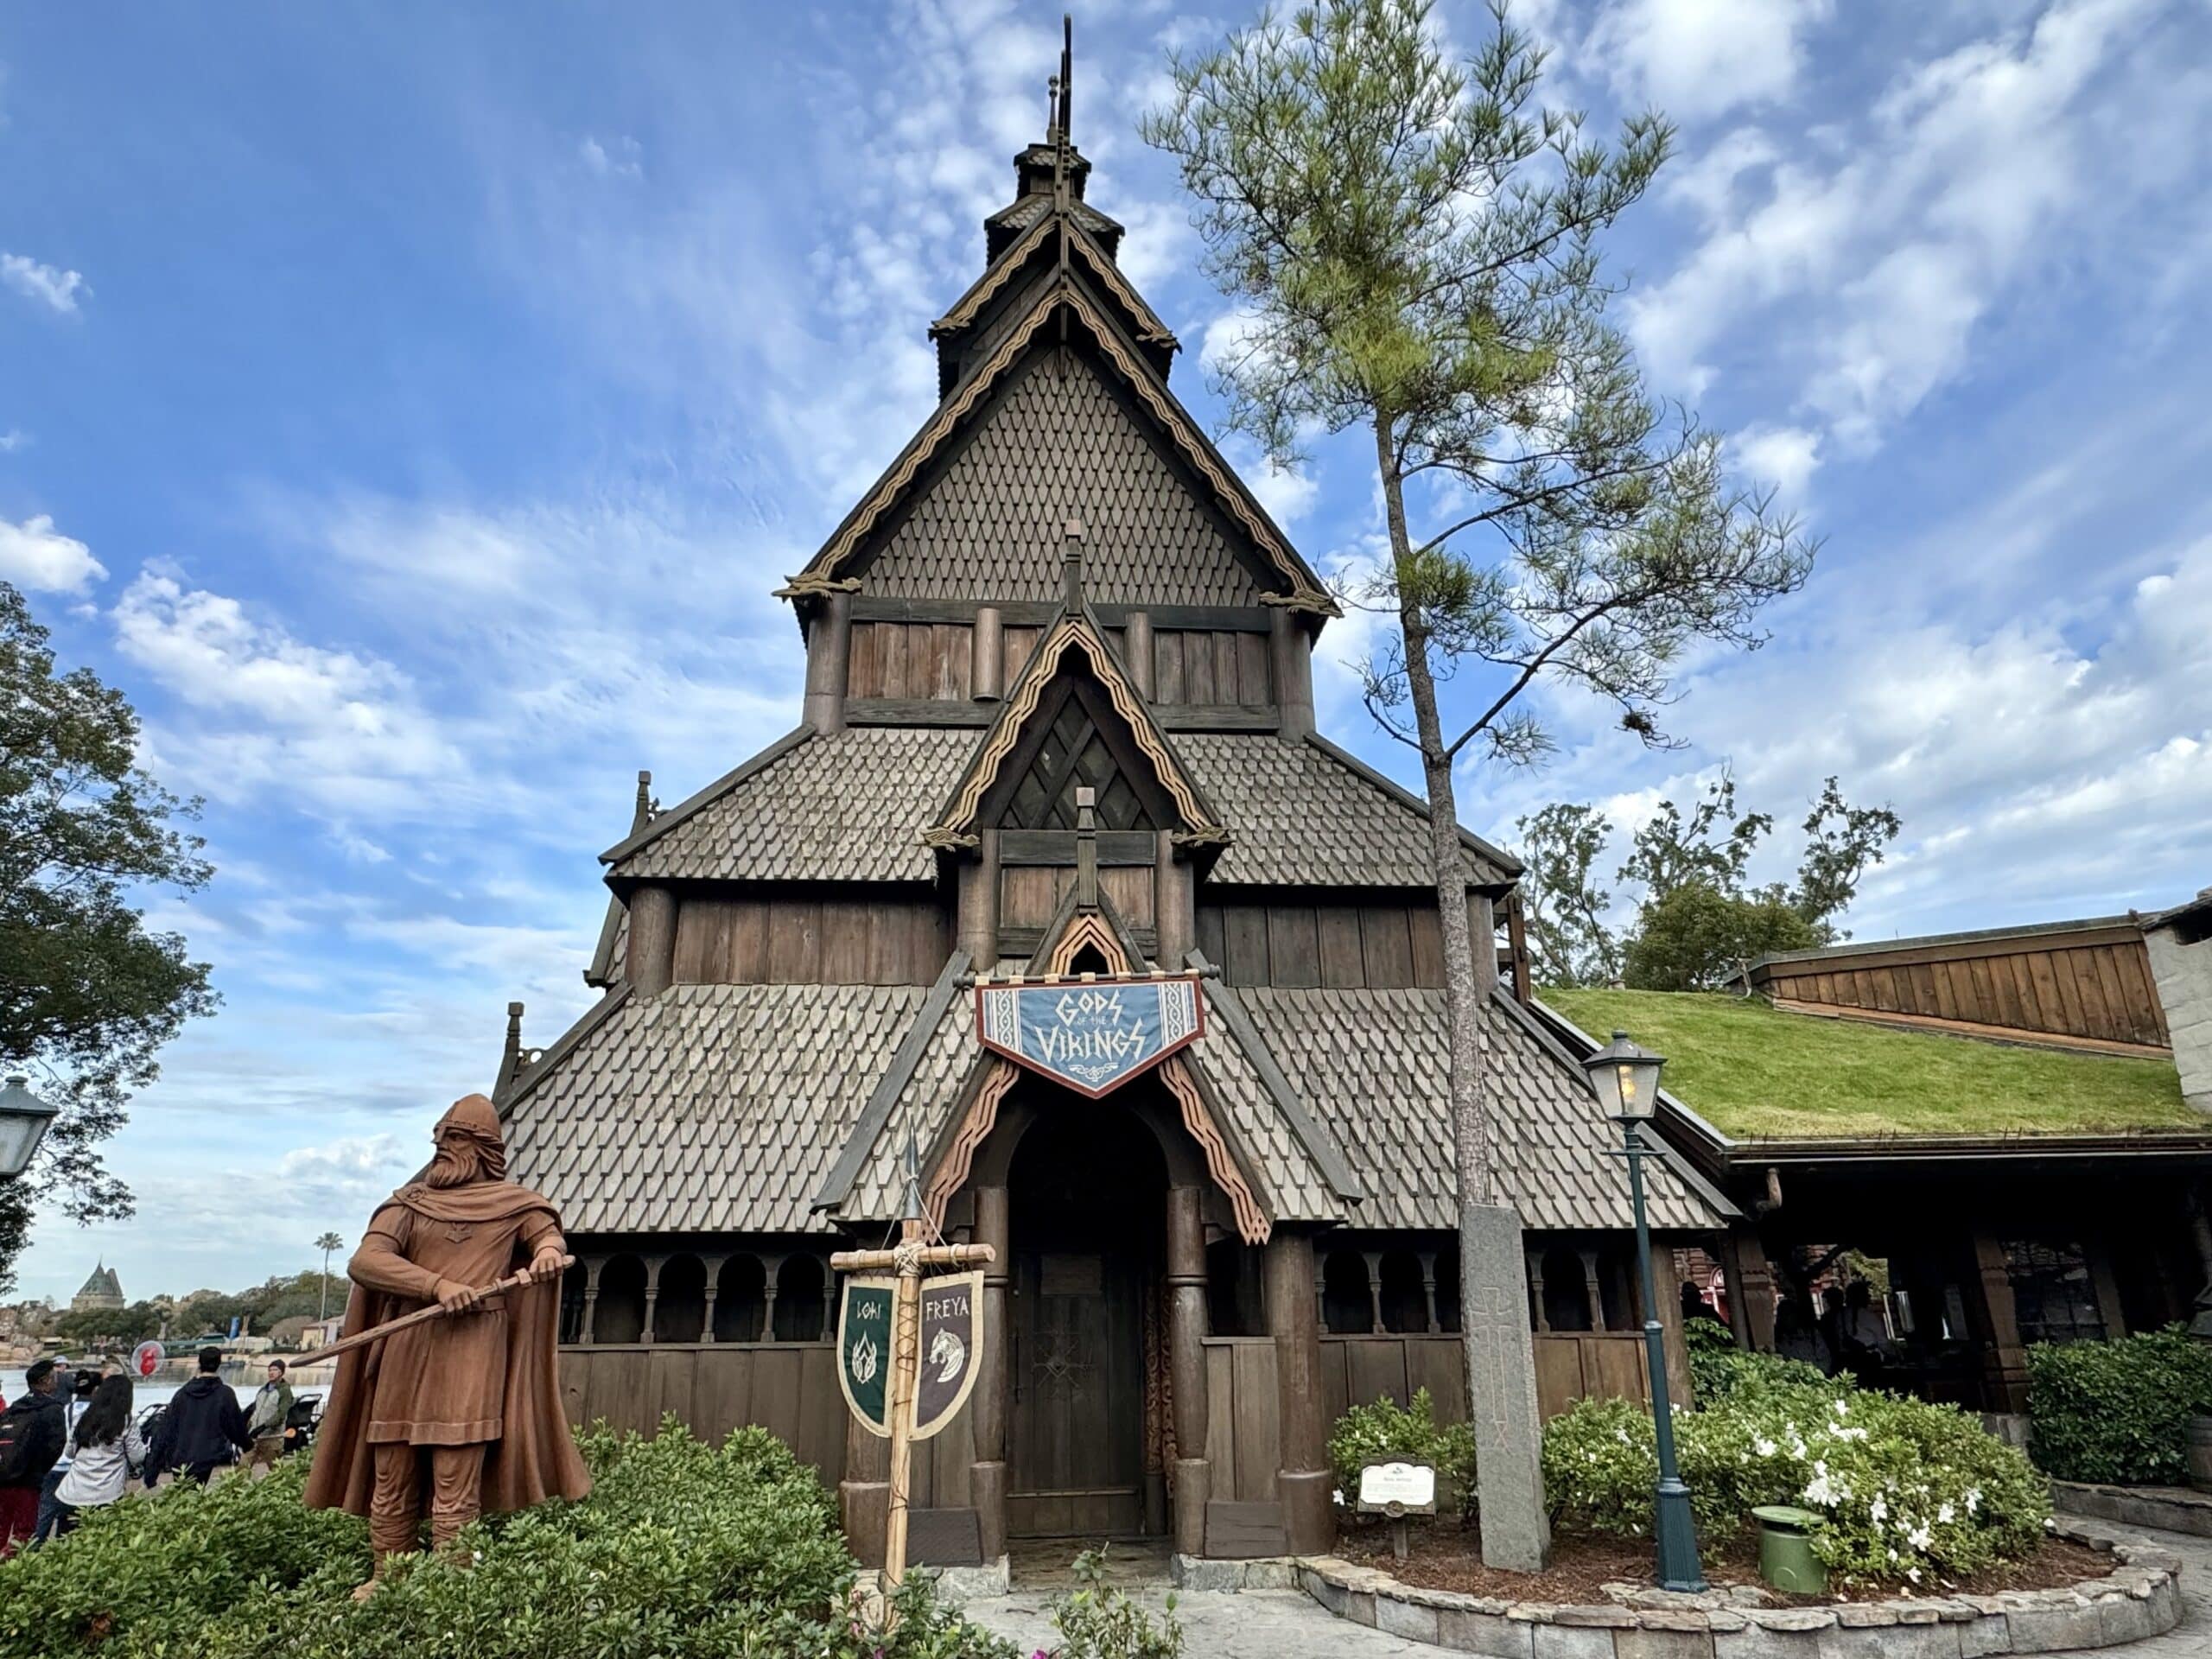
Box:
(1332, 1517, 2115, 1605)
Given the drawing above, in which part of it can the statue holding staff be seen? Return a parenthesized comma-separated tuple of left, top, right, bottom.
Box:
(304, 1093, 590, 1594)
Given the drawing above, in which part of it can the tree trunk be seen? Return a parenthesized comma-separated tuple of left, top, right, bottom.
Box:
(1374, 411, 1551, 1571)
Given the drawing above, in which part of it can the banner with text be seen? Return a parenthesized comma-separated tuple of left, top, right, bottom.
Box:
(975, 975, 1205, 1097)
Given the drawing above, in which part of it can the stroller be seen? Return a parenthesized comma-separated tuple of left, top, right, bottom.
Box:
(282, 1391, 323, 1458)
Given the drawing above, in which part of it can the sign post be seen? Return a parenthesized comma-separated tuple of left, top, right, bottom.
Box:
(830, 1137, 994, 1621)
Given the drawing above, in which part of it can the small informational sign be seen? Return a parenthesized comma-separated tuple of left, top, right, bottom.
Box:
(1357, 1461, 1437, 1516)
(837, 1276, 894, 1438)
(976, 975, 1205, 1097)
(130, 1339, 165, 1380)
(912, 1269, 983, 1442)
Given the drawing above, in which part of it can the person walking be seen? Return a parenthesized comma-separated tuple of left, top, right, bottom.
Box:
(31, 1370, 99, 1543)
(146, 1348, 249, 1486)
(0, 1360, 67, 1556)
(242, 1359, 295, 1474)
(47, 1376, 145, 1538)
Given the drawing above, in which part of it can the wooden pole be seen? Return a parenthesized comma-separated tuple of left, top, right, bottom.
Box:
(882, 1217, 924, 1598)
(314, 1257, 573, 1366)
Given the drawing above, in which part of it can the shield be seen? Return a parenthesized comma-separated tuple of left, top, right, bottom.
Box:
(912, 1269, 984, 1441)
(836, 1275, 894, 1438)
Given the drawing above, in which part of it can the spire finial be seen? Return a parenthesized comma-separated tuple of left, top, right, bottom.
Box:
(899, 1130, 924, 1224)
(1059, 15, 1074, 149)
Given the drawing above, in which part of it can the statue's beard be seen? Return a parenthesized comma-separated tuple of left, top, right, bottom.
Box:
(424, 1146, 480, 1188)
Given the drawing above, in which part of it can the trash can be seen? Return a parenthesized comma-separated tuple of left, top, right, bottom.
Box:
(1751, 1505, 1827, 1594)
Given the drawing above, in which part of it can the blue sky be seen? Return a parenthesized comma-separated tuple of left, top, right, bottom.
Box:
(4, 0, 2209, 1305)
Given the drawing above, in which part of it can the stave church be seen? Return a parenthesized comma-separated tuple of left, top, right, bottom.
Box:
(493, 76, 1726, 1570)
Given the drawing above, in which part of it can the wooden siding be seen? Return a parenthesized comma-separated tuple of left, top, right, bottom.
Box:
(1001, 864, 1155, 931)
(1198, 899, 1446, 989)
(559, 1343, 845, 1478)
(847, 618, 1272, 709)
(1755, 924, 2169, 1053)
(672, 895, 948, 987)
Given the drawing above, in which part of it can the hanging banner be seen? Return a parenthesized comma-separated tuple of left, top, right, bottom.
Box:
(975, 975, 1205, 1097)
(912, 1270, 984, 1442)
(836, 1275, 893, 1438)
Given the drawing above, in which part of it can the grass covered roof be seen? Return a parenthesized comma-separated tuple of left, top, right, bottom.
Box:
(1540, 988, 2198, 1141)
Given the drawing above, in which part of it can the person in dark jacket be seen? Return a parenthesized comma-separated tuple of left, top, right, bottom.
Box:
(146, 1348, 250, 1486)
(0, 1359, 67, 1556)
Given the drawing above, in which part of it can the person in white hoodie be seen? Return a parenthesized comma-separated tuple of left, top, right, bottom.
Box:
(48, 1376, 144, 1537)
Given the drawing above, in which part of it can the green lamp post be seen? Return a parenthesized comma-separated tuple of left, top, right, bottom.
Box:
(1584, 1030, 1706, 1592)
(0, 1075, 59, 1179)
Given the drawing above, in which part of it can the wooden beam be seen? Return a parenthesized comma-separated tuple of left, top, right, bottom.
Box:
(803, 590, 853, 735)
(1767, 996, 2172, 1059)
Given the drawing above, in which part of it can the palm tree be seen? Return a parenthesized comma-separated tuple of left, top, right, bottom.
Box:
(315, 1232, 345, 1321)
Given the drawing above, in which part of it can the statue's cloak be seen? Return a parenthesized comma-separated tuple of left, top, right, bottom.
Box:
(302, 1178, 591, 1516)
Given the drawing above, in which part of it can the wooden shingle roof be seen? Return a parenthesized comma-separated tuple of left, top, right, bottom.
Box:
(1236, 986, 1732, 1232)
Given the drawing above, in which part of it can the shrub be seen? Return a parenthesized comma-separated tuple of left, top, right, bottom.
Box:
(1542, 1381, 2049, 1586)
(1684, 1316, 1827, 1402)
(0, 1421, 1014, 1659)
(2028, 1326, 2212, 1486)
(1327, 1388, 1477, 1518)
(1049, 1546, 1182, 1659)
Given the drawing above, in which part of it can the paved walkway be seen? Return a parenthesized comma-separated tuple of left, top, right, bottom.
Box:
(960, 1520, 2211, 1657)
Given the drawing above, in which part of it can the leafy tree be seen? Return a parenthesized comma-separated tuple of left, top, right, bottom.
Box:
(1620, 881, 1817, 991)
(1514, 802, 1620, 987)
(1619, 773, 1770, 901)
(315, 1230, 345, 1321)
(0, 582, 216, 1292)
(1146, 0, 1813, 1567)
(54, 1298, 163, 1347)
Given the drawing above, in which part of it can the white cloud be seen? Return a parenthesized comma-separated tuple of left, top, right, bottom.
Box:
(0, 429, 27, 452)
(0, 251, 87, 314)
(0, 513, 106, 592)
(1730, 423, 1821, 500)
(1589, 0, 1833, 123)
(578, 134, 643, 179)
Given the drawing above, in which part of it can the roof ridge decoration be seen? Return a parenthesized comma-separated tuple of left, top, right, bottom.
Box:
(784, 276, 1337, 614)
(925, 605, 1225, 845)
(917, 884, 1274, 1243)
(931, 214, 1176, 353)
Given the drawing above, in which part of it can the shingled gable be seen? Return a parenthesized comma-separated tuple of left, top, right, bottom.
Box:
(931, 213, 1175, 395)
(922, 601, 1225, 849)
(778, 273, 1336, 614)
(812, 882, 1357, 1241)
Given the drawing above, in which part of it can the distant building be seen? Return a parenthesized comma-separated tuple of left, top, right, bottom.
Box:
(70, 1262, 124, 1313)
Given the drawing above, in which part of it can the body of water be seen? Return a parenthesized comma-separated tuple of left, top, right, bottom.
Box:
(1, 1366, 316, 1412)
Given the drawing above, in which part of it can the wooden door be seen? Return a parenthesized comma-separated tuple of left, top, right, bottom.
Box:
(1007, 1247, 1145, 1537)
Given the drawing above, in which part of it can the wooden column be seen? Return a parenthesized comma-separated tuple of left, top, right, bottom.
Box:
(1420, 1249, 1440, 1334)
(628, 885, 677, 997)
(579, 1256, 603, 1346)
(761, 1255, 782, 1344)
(1721, 1227, 1778, 1352)
(972, 606, 1005, 702)
(640, 1255, 664, 1346)
(1363, 1250, 1385, 1334)
(1579, 1247, 1607, 1332)
(958, 830, 1001, 968)
(970, 1185, 1011, 1563)
(1645, 1239, 1694, 1407)
(1154, 832, 1192, 969)
(1269, 608, 1314, 741)
(842, 1408, 891, 1568)
(1970, 1233, 2031, 1413)
(700, 1255, 724, 1343)
(802, 590, 853, 734)
(1124, 610, 1154, 698)
(1266, 1229, 1332, 1553)
(1525, 1246, 1549, 1332)
(1166, 1185, 1212, 1558)
(1469, 893, 1499, 996)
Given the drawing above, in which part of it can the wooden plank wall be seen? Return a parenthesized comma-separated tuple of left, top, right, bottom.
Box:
(672, 895, 948, 987)
(1201, 1338, 1281, 1503)
(1198, 899, 1446, 989)
(846, 620, 1272, 708)
(1001, 865, 1155, 931)
(1758, 925, 2168, 1051)
(560, 1343, 845, 1478)
(1530, 1334, 1650, 1421)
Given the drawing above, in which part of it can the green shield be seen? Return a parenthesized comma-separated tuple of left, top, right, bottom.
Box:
(837, 1275, 893, 1437)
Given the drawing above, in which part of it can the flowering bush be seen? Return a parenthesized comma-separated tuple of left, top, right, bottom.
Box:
(1542, 1381, 2048, 1586)
(1327, 1388, 1478, 1517)
(2028, 1326, 2212, 1486)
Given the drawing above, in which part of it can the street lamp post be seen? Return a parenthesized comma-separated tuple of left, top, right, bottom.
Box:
(0, 1075, 59, 1179)
(1584, 1031, 1705, 1593)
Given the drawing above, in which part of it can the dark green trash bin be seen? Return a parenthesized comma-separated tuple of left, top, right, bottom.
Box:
(1751, 1505, 1827, 1594)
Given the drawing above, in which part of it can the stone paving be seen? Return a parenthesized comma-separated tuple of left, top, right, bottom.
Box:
(959, 1520, 2212, 1657)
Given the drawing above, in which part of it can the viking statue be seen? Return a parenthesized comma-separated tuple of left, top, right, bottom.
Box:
(305, 1093, 589, 1591)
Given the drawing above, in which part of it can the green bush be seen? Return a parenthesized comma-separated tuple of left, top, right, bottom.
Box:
(1327, 1388, 1477, 1517)
(1542, 1381, 2048, 1586)
(1684, 1316, 1827, 1401)
(0, 1422, 1014, 1659)
(2028, 1326, 2212, 1486)
(1049, 1546, 1182, 1659)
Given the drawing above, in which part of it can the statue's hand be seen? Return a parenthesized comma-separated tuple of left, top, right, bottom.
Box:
(436, 1279, 485, 1315)
(526, 1251, 567, 1286)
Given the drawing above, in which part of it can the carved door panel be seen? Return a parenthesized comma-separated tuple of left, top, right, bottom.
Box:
(1007, 1248, 1144, 1537)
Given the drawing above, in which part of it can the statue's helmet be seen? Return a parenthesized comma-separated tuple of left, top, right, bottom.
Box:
(431, 1092, 507, 1180)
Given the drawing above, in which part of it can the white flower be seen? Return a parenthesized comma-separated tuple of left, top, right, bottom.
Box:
(1753, 1436, 1778, 1458)
(1907, 1567, 1922, 1584)
(1332, 1490, 1344, 1505)
(1906, 1523, 1932, 1550)
(1936, 1502, 1955, 1524)
(1965, 1489, 1980, 1514)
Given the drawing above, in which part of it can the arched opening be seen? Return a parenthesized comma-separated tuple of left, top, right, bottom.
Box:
(1007, 1099, 1167, 1540)
(594, 1255, 647, 1344)
(1434, 1244, 1461, 1333)
(654, 1253, 707, 1344)
(1541, 1245, 1594, 1332)
(1206, 1236, 1263, 1337)
(772, 1254, 828, 1343)
(1321, 1248, 1373, 1335)
(1378, 1249, 1427, 1334)
(559, 1260, 589, 1344)
(715, 1254, 766, 1343)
